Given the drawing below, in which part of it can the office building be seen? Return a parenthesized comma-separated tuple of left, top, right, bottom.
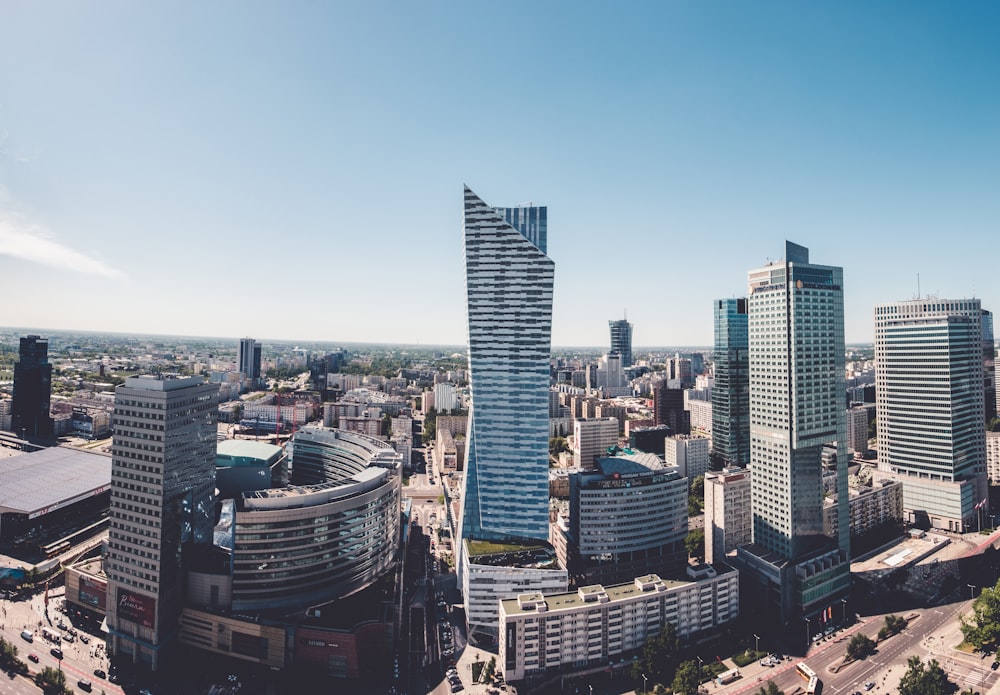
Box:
(596, 352, 628, 396)
(846, 406, 870, 457)
(609, 316, 634, 368)
(11, 335, 54, 441)
(562, 455, 688, 585)
(458, 187, 564, 643)
(434, 382, 457, 413)
(984, 311, 997, 423)
(499, 566, 739, 684)
(664, 434, 710, 483)
(986, 432, 1000, 487)
(704, 468, 752, 564)
(105, 375, 218, 670)
(875, 298, 988, 531)
(736, 241, 850, 626)
(572, 417, 619, 470)
(711, 299, 749, 469)
(822, 478, 902, 546)
(653, 384, 690, 435)
(238, 337, 262, 387)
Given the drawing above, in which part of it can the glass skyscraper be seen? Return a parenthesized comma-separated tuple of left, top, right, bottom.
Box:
(608, 317, 633, 367)
(711, 298, 749, 469)
(459, 186, 554, 544)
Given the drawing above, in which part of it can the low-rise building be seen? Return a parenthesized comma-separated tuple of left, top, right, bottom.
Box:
(499, 565, 739, 684)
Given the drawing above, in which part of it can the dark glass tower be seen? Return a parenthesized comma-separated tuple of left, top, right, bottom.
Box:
(711, 299, 749, 469)
(11, 335, 54, 441)
(609, 317, 634, 367)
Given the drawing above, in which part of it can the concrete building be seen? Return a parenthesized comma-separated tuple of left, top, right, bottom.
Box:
(653, 385, 689, 435)
(823, 478, 903, 543)
(704, 468, 752, 565)
(736, 241, 850, 627)
(572, 417, 619, 470)
(562, 455, 688, 586)
(875, 298, 988, 531)
(987, 432, 1000, 487)
(499, 566, 739, 684)
(238, 337, 262, 388)
(664, 435, 710, 483)
(105, 375, 219, 670)
(846, 406, 870, 457)
(434, 382, 457, 413)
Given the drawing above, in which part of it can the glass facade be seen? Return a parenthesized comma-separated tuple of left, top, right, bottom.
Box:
(711, 299, 749, 468)
(459, 186, 554, 545)
(608, 318, 633, 368)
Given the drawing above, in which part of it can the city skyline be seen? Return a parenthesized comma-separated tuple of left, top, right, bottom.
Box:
(2, 4, 998, 346)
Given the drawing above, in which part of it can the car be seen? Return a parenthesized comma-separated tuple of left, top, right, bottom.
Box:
(63, 633, 76, 642)
(864, 682, 875, 691)
(77, 679, 93, 692)
(50, 647, 63, 659)
(93, 669, 107, 679)
(28, 653, 39, 663)
(20, 630, 33, 643)
(80, 634, 90, 644)
(992, 661, 999, 671)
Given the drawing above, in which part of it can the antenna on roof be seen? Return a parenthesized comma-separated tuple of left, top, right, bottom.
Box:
(917, 273, 921, 299)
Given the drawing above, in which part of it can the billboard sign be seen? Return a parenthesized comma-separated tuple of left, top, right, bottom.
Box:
(117, 589, 155, 628)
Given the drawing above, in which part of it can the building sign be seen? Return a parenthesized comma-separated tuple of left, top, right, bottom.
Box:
(592, 474, 670, 490)
(79, 577, 106, 610)
(117, 589, 155, 628)
(231, 631, 268, 660)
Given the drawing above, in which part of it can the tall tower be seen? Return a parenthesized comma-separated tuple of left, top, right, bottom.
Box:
(105, 375, 218, 670)
(11, 335, 54, 441)
(609, 316, 634, 368)
(737, 241, 849, 626)
(711, 298, 749, 469)
(875, 299, 988, 530)
(238, 337, 261, 386)
(459, 186, 554, 545)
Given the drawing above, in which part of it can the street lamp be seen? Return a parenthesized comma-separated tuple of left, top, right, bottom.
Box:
(804, 617, 811, 646)
(753, 634, 760, 654)
(696, 656, 703, 683)
(841, 598, 848, 625)
(968, 584, 977, 600)
(641, 673, 648, 694)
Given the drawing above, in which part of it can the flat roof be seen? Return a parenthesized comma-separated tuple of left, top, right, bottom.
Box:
(0, 446, 111, 518)
(216, 439, 283, 465)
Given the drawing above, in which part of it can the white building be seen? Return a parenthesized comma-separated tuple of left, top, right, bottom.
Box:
(823, 478, 902, 541)
(846, 406, 870, 457)
(684, 389, 713, 436)
(704, 468, 752, 564)
(572, 417, 619, 470)
(987, 432, 1000, 487)
(434, 382, 457, 413)
(499, 566, 739, 683)
(664, 434, 710, 483)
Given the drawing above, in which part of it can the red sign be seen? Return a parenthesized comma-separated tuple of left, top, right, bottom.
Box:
(117, 589, 155, 628)
(79, 577, 107, 611)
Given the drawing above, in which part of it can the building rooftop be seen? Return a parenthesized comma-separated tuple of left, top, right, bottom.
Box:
(216, 439, 284, 467)
(0, 446, 111, 516)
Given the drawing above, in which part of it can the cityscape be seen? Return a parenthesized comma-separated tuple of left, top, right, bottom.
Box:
(2, 4, 1000, 695)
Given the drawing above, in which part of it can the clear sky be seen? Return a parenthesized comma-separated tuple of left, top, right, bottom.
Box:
(1, 2, 998, 348)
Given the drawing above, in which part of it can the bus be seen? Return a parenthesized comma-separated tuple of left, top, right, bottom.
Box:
(41, 627, 60, 643)
(806, 676, 820, 694)
(796, 663, 821, 693)
(715, 668, 741, 685)
(42, 540, 70, 558)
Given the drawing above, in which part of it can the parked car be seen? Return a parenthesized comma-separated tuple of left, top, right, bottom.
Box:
(28, 653, 39, 663)
(50, 647, 63, 659)
(93, 669, 107, 679)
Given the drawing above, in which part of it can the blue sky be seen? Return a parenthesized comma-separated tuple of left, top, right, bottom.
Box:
(1, 2, 998, 347)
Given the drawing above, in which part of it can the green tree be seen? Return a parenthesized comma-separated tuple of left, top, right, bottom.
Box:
(879, 613, 907, 640)
(960, 578, 1000, 651)
(633, 623, 681, 687)
(685, 528, 705, 560)
(846, 633, 876, 661)
(35, 665, 68, 694)
(898, 655, 953, 695)
(757, 682, 783, 695)
(671, 660, 702, 695)
(549, 436, 569, 457)
(690, 474, 705, 499)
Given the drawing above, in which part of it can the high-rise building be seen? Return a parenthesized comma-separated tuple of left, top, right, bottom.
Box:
(846, 406, 870, 457)
(875, 298, 988, 531)
(609, 316, 633, 368)
(105, 375, 218, 670)
(736, 241, 850, 627)
(11, 335, 54, 441)
(573, 417, 619, 470)
(711, 299, 749, 469)
(983, 310, 997, 423)
(459, 186, 554, 544)
(664, 434, 710, 482)
(238, 337, 262, 386)
(434, 382, 457, 412)
(704, 468, 752, 564)
(596, 352, 628, 396)
(653, 384, 690, 435)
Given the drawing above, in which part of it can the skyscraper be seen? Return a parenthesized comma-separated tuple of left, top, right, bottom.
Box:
(736, 241, 850, 626)
(711, 298, 749, 469)
(653, 384, 690, 435)
(105, 375, 218, 670)
(875, 299, 988, 531)
(459, 186, 554, 543)
(609, 316, 634, 368)
(238, 337, 261, 386)
(11, 335, 54, 441)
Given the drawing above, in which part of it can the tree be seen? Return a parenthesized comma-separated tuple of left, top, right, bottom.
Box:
(757, 682, 783, 695)
(898, 655, 953, 695)
(633, 623, 681, 687)
(846, 633, 876, 661)
(690, 474, 705, 500)
(879, 614, 907, 640)
(671, 660, 702, 695)
(549, 436, 569, 457)
(961, 577, 1000, 651)
(685, 528, 705, 560)
(35, 666, 68, 694)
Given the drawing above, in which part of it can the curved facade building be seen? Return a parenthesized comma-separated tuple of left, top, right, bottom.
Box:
(229, 427, 401, 612)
